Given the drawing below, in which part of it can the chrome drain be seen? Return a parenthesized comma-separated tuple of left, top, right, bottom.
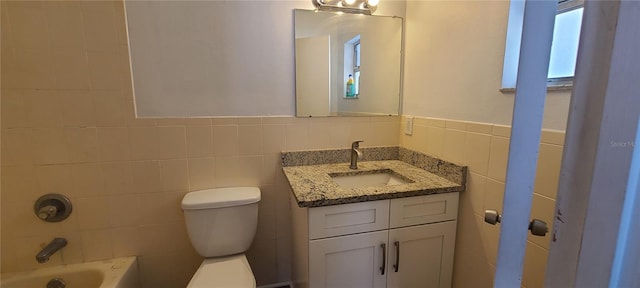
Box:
(46, 278, 66, 288)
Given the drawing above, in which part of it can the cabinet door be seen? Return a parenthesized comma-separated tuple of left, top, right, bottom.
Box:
(386, 221, 457, 288)
(309, 230, 388, 288)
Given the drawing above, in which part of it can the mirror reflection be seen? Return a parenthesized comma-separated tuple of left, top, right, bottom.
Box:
(294, 9, 403, 117)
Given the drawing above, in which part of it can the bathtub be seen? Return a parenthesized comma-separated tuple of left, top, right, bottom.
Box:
(0, 256, 139, 288)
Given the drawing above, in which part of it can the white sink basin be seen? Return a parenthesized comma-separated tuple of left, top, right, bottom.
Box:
(330, 170, 412, 189)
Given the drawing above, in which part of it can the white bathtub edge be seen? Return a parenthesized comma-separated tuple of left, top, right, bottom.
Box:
(1, 256, 140, 288)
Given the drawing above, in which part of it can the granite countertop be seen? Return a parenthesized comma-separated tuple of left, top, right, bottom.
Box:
(283, 160, 464, 208)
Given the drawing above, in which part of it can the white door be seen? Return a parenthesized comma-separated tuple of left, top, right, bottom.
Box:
(489, 1, 560, 286)
(386, 221, 456, 288)
(544, 0, 640, 287)
(491, 0, 640, 287)
(309, 230, 388, 288)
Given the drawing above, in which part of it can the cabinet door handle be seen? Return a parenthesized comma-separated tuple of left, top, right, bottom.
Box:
(393, 241, 400, 272)
(380, 243, 386, 275)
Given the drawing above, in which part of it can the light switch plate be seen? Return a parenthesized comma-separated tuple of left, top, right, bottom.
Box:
(405, 116, 414, 135)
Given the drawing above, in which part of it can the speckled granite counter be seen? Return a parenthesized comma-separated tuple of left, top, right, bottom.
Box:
(283, 153, 466, 207)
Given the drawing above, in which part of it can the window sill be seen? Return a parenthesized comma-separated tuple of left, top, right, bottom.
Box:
(500, 83, 573, 93)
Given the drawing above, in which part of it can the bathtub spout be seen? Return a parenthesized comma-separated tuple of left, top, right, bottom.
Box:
(36, 238, 67, 263)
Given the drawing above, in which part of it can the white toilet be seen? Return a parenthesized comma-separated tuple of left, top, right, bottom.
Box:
(181, 187, 261, 288)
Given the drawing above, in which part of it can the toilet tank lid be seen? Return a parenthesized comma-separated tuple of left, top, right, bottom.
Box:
(182, 187, 261, 210)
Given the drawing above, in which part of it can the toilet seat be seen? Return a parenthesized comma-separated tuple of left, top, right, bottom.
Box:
(187, 254, 256, 288)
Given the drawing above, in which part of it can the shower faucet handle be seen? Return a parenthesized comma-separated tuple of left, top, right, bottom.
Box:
(37, 205, 58, 220)
(34, 194, 73, 222)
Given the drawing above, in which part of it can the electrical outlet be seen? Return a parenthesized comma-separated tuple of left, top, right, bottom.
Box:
(405, 116, 414, 135)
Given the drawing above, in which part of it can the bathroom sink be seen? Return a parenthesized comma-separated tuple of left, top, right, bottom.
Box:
(330, 169, 413, 189)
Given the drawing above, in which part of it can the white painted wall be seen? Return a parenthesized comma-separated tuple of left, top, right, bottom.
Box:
(125, 1, 309, 117)
(402, 1, 571, 130)
(126, 0, 405, 118)
(126, 0, 569, 129)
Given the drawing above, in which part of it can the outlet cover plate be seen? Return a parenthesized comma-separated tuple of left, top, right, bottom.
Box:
(405, 116, 414, 135)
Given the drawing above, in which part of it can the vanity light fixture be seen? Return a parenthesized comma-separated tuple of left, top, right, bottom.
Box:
(313, 0, 378, 15)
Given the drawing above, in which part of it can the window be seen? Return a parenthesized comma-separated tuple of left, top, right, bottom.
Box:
(344, 35, 361, 98)
(501, 0, 584, 90)
(353, 41, 361, 96)
(548, 5, 583, 81)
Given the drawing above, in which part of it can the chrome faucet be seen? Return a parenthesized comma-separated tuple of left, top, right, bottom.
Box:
(36, 238, 67, 263)
(350, 140, 364, 169)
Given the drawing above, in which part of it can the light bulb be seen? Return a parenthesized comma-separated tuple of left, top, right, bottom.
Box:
(366, 0, 379, 6)
(342, 0, 356, 6)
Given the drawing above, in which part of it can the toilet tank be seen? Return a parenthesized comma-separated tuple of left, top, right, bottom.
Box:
(181, 187, 261, 257)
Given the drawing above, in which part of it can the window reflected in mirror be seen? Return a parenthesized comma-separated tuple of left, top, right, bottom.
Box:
(345, 35, 360, 98)
(294, 9, 403, 117)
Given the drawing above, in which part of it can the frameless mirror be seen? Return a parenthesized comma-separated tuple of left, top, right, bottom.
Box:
(294, 9, 403, 117)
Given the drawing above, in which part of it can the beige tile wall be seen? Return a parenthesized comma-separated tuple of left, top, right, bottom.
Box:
(400, 116, 564, 288)
(0, 115, 399, 287)
(1, 1, 564, 288)
(0, 1, 400, 287)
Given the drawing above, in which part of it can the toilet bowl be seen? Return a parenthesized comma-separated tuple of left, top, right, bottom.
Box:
(181, 187, 261, 288)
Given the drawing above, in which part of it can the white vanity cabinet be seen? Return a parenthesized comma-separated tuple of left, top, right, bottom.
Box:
(291, 192, 459, 288)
